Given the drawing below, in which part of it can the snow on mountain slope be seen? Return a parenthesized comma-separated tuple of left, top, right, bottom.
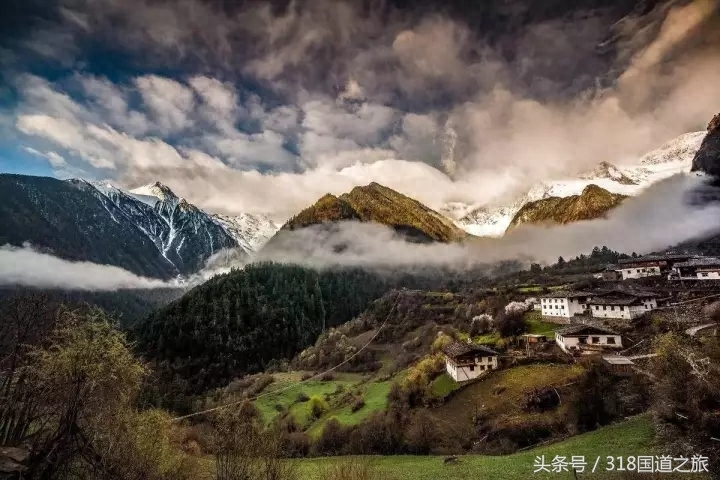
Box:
(129, 181, 179, 205)
(453, 131, 706, 237)
(213, 213, 279, 253)
(92, 181, 244, 273)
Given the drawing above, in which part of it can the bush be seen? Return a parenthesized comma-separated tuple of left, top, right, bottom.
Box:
(431, 333, 453, 353)
(309, 395, 329, 418)
(282, 431, 311, 458)
(320, 372, 336, 381)
(351, 397, 366, 413)
(405, 410, 440, 455)
(296, 392, 310, 403)
(347, 411, 405, 455)
(496, 309, 527, 338)
(314, 419, 353, 456)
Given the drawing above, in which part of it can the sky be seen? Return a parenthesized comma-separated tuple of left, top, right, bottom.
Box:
(1, 0, 719, 222)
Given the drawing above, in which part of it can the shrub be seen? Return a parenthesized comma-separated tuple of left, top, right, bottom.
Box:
(496, 310, 527, 338)
(320, 372, 336, 381)
(309, 395, 329, 418)
(431, 333, 453, 353)
(282, 431, 311, 458)
(351, 397, 366, 413)
(313, 418, 353, 456)
(405, 410, 440, 455)
(296, 392, 310, 403)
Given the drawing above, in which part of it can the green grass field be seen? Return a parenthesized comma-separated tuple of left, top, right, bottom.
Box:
(297, 415, 657, 479)
(254, 371, 395, 435)
(308, 380, 393, 437)
(525, 312, 558, 336)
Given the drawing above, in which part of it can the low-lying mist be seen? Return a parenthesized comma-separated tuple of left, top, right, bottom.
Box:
(256, 174, 720, 269)
(3, 173, 720, 291)
(0, 243, 178, 291)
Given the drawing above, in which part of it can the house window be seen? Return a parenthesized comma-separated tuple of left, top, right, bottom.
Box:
(702, 272, 709, 277)
(607, 337, 616, 344)
(610, 306, 615, 311)
(594, 305, 599, 310)
(592, 336, 600, 343)
(469, 365, 474, 372)
(603, 306, 607, 310)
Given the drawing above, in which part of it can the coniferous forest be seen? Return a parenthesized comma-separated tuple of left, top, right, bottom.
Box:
(135, 262, 470, 405)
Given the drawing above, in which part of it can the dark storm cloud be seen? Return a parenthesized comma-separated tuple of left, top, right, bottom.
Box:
(4, 0, 720, 223)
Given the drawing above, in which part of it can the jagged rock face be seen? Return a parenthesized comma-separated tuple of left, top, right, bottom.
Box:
(506, 184, 626, 232)
(691, 113, 720, 180)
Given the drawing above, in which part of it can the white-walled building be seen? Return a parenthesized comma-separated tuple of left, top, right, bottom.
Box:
(539, 291, 592, 322)
(442, 341, 499, 382)
(670, 258, 720, 280)
(555, 324, 622, 354)
(616, 254, 692, 280)
(588, 294, 658, 320)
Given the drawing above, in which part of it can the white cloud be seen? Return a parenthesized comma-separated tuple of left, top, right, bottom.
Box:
(7, 0, 720, 225)
(135, 75, 195, 134)
(256, 175, 720, 269)
(0, 244, 174, 290)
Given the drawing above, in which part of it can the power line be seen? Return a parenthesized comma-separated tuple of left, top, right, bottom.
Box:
(171, 292, 401, 422)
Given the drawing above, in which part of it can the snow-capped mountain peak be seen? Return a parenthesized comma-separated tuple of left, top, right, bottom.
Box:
(212, 213, 279, 253)
(452, 130, 706, 237)
(639, 131, 707, 165)
(130, 181, 179, 205)
(578, 161, 636, 185)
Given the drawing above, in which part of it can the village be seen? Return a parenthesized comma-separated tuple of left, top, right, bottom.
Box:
(441, 252, 720, 384)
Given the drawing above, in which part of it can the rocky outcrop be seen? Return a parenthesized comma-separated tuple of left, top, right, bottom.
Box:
(274, 182, 468, 244)
(506, 184, 626, 232)
(690, 113, 720, 180)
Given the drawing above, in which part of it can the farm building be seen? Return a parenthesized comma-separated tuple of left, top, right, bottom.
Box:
(442, 341, 499, 382)
(670, 257, 720, 280)
(616, 254, 692, 280)
(587, 292, 658, 319)
(539, 291, 593, 323)
(554, 324, 622, 354)
(599, 267, 620, 281)
(602, 356, 635, 375)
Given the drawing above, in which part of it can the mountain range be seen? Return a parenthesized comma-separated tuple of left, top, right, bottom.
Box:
(449, 131, 707, 236)
(0, 176, 277, 279)
(0, 127, 712, 280)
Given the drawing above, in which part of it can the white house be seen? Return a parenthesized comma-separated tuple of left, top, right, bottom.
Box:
(616, 254, 692, 280)
(670, 257, 720, 280)
(539, 291, 592, 322)
(588, 294, 658, 320)
(555, 324, 622, 354)
(442, 341, 499, 382)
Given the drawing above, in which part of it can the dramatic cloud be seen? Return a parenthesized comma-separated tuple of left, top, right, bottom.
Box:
(0, 244, 175, 290)
(4, 0, 720, 222)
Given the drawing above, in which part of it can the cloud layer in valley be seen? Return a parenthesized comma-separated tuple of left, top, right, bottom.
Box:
(256, 174, 720, 268)
(3, 173, 720, 289)
(0, 244, 176, 291)
(1, 0, 719, 221)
